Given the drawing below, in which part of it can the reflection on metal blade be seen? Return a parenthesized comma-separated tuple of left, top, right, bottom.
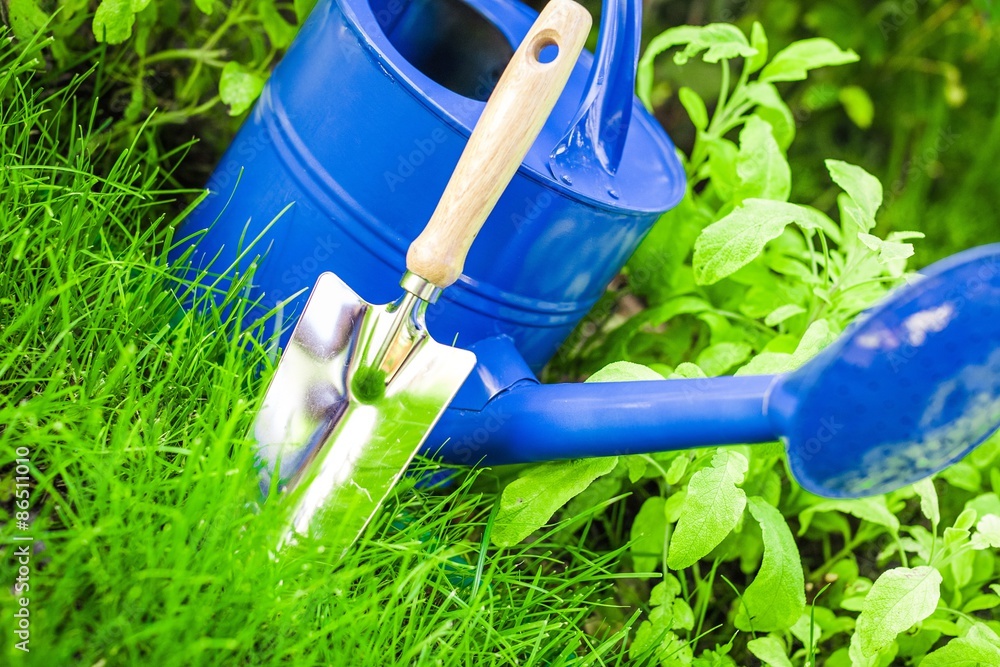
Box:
(251, 272, 476, 553)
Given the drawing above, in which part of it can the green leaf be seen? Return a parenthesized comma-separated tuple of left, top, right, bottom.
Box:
(587, 361, 664, 383)
(294, 0, 319, 22)
(913, 478, 940, 530)
(671, 598, 695, 632)
(631, 627, 692, 666)
(795, 205, 843, 240)
(858, 233, 915, 264)
(954, 507, 978, 531)
(695, 342, 752, 376)
(790, 613, 823, 652)
(492, 457, 619, 547)
(219, 62, 267, 116)
(638, 24, 757, 103)
(849, 631, 879, 667)
(651, 574, 683, 604)
(93, 0, 146, 44)
(839, 85, 874, 129)
(799, 497, 900, 536)
(746, 22, 769, 75)
(764, 304, 806, 327)
(971, 514, 1000, 550)
(632, 576, 693, 663)
(491, 360, 658, 546)
(669, 362, 708, 380)
(628, 192, 713, 302)
(736, 320, 835, 376)
(679, 87, 709, 131)
(736, 497, 805, 632)
(733, 350, 791, 375)
(259, 0, 298, 48)
(856, 566, 942, 657)
(667, 450, 748, 569)
(944, 526, 971, 550)
(693, 199, 817, 284)
(944, 463, 983, 492)
(760, 38, 859, 83)
(745, 82, 796, 150)
(740, 284, 790, 319)
(8, 0, 51, 41)
(625, 455, 648, 483)
(962, 593, 1000, 613)
(826, 159, 882, 232)
(194, 0, 213, 14)
(666, 24, 758, 65)
(747, 636, 793, 667)
(665, 455, 689, 485)
(707, 136, 740, 201)
(791, 319, 838, 364)
(921, 623, 1000, 666)
(736, 116, 791, 201)
(631, 497, 668, 572)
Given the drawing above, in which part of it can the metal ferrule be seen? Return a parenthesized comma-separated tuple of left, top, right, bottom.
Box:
(399, 271, 442, 303)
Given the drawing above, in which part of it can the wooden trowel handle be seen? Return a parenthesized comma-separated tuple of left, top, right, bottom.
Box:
(405, 0, 592, 289)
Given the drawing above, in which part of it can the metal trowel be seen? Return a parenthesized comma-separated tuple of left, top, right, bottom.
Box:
(252, 0, 593, 551)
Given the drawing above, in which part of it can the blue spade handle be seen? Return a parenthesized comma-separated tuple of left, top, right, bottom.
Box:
(548, 0, 639, 195)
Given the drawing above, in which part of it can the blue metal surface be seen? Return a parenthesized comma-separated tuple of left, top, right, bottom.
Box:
(170, 0, 684, 372)
(770, 243, 1000, 497)
(430, 245, 1000, 498)
(431, 374, 778, 466)
(449, 335, 537, 410)
(549, 0, 639, 196)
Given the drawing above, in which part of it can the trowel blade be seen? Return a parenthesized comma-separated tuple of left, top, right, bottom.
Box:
(253, 272, 476, 552)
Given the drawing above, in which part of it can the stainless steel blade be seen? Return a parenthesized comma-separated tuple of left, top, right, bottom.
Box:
(253, 272, 476, 552)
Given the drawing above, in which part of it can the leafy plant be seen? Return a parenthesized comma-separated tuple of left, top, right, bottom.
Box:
(4, 4, 998, 666)
(516, 21, 1000, 665)
(3, 0, 314, 157)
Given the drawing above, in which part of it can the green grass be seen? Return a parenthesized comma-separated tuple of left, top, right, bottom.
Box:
(0, 38, 650, 666)
(4, 12, 1000, 666)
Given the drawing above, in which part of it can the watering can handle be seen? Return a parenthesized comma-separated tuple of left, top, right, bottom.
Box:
(549, 0, 639, 191)
(406, 0, 591, 289)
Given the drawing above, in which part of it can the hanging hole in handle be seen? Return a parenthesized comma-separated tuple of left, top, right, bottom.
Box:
(531, 34, 559, 64)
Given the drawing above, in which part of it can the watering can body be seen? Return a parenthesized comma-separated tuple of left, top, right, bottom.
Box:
(172, 0, 1000, 498)
(172, 0, 685, 372)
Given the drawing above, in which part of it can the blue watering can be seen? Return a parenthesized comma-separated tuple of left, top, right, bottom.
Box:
(173, 0, 1000, 498)
(175, 0, 682, 372)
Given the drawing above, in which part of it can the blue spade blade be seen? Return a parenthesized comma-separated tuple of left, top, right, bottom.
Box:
(770, 244, 1000, 497)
